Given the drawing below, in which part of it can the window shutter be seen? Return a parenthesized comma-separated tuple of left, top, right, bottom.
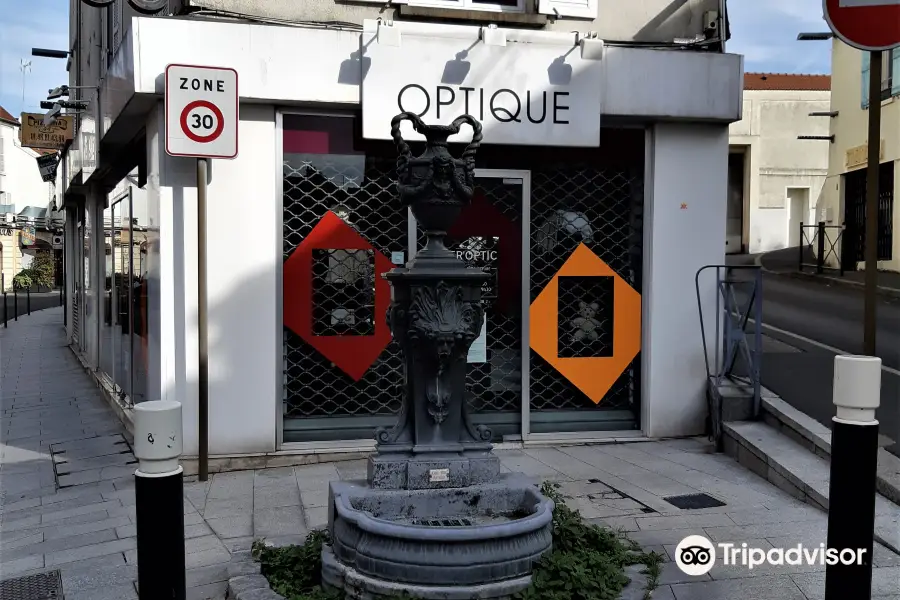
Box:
(861, 51, 871, 109)
(538, 0, 596, 19)
(892, 47, 900, 97)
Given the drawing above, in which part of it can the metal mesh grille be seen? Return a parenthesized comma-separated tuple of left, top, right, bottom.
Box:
(72, 292, 79, 345)
(529, 164, 642, 412)
(283, 156, 406, 419)
(0, 570, 64, 600)
(416, 178, 522, 415)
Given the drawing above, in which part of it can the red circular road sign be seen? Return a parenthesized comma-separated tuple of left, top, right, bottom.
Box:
(824, 0, 900, 51)
(179, 100, 225, 144)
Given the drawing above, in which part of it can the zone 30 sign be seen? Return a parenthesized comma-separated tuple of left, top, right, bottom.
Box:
(165, 64, 239, 159)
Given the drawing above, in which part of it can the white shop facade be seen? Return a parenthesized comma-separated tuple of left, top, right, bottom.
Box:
(59, 16, 743, 462)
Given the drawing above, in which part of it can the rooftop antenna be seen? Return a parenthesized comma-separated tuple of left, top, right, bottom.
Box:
(20, 59, 32, 113)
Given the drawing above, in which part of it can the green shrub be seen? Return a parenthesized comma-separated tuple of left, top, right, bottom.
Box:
(12, 252, 55, 290)
(254, 481, 664, 600)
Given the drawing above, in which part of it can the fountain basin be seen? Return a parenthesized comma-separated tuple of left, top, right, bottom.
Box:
(324, 473, 554, 591)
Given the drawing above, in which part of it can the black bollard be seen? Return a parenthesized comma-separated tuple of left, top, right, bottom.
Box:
(824, 355, 882, 600)
(134, 400, 186, 600)
(14, 290, 17, 321)
(3, 292, 7, 327)
(26, 288, 31, 315)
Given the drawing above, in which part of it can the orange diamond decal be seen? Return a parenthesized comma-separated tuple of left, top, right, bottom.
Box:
(530, 243, 641, 404)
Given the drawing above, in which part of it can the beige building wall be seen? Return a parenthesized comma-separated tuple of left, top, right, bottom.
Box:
(820, 40, 900, 272)
(729, 84, 831, 254)
(0, 229, 23, 292)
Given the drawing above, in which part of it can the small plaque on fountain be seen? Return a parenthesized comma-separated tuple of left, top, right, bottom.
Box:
(429, 468, 450, 482)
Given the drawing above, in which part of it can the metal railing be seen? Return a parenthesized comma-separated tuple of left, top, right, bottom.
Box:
(696, 264, 763, 450)
(2, 287, 66, 328)
(799, 221, 845, 275)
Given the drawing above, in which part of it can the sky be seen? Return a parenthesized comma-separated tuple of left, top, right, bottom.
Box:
(0, 0, 832, 120)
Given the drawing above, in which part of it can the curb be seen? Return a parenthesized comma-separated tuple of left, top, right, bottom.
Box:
(754, 253, 900, 300)
(226, 549, 284, 600)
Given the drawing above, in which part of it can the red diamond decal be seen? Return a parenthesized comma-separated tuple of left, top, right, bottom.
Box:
(283, 211, 394, 381)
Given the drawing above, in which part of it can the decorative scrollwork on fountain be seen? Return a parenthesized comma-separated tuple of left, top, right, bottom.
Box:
(391, 112, 481, 207)
(407, 282, 484, 424)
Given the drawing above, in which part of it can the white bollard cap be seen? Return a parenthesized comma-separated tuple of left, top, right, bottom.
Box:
(833, 355, 881, 424)
(134, 400, 183, 475)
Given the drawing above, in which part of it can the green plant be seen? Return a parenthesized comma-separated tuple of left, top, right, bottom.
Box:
(513, 482, 664, 600)
(12, 252, 55, 290)
(252, 530, 340, 600)
(254, 481, 665, 600)
(12, 271, 34, 290)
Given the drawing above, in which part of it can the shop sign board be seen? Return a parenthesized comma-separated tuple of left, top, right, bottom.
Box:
(36, 153, 60, 183)
(361, 27, 603, 147)
(21, 226, 36, 247)
(823, 0, 900, 51)
(19, 113, 74, 150)
(453, 237, 499, 299)
(165, 64, 239, 159)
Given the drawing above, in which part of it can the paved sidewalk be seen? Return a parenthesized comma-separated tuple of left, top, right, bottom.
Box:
(3, 308, 900, 600)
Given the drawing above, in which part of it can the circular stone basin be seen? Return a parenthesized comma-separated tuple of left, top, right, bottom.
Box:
(326, 473, 554, 588)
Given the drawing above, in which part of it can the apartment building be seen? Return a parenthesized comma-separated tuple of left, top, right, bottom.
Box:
(818, 41, 900, 272)
(727, 73, 831, 255)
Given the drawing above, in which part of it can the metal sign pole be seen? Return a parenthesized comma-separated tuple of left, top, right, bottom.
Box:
(197, 158, 209, 481)
(863, 51, 881, 356)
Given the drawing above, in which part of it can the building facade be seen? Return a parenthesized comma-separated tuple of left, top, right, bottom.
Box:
(819, 41, 900, 272)
(0, 107, 61, 292)
(727, 73, 831, 255)
(56, 0, 742, 462)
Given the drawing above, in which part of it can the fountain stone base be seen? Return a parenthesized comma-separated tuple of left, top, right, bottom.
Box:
(368, 451, 501, 490)
(323, 473, 554, 598)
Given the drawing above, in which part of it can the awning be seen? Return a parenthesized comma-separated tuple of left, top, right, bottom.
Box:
(18, 206, 48, 221)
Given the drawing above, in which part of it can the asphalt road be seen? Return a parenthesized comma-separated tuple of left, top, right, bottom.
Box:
(727, 260, 900, 456)
(1, 291, 64, 325)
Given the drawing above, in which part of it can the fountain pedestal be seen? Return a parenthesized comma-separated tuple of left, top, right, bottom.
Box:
(322, 113, 553, 599)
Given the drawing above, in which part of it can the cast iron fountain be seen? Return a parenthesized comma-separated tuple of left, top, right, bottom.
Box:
(321, 113, 554, 599)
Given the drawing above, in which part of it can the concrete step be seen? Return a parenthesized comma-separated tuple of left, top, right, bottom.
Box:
(723, 419, 900, 555)
(759, 394, 900, 506)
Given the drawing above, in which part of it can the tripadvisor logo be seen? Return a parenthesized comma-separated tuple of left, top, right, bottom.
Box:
(80, 0, 169, 15)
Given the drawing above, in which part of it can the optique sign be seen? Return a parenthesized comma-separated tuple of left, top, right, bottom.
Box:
(361, 22, 603, 147)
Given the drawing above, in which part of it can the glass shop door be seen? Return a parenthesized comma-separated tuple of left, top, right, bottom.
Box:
(414, 170, 531, 441)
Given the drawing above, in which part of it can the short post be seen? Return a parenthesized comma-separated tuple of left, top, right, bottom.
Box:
(14, 289, 18, 321)
(26, 287, 31, 315)
(3, 292, 7, 327)
(798, 222, 805, 271)
(839, 223, 846, 278)
(824, 355, 881, 600)
(133, 401, 186, 600)
(817, 221, 826, 274)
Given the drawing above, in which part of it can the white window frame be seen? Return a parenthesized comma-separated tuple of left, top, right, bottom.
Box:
(537, 0, 597, 19)
(408, 0, 526, 14)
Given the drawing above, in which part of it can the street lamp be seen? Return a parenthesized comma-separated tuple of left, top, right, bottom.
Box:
(797, 32, 834, 41)
(31, 48, 70, 59)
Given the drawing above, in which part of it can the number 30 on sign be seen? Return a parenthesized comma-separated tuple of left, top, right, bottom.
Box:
(165, 64, 239, 159)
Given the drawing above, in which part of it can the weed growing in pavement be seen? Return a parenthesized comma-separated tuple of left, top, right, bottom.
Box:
(253, 480, 664, 600)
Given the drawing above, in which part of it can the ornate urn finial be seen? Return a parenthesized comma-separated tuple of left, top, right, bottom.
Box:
(390, 112, 483, 245)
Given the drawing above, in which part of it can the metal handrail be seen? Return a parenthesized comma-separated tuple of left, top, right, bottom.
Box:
(695, 264, 763, 448)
